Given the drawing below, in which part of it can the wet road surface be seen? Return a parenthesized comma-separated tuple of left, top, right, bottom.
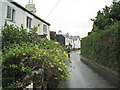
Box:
(63, 50, 116, 88)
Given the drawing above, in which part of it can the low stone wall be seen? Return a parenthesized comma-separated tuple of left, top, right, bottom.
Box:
(80, 55, 119, 87)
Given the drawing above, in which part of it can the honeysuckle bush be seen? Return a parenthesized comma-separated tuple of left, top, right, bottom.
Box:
(2, 22, 72, 88)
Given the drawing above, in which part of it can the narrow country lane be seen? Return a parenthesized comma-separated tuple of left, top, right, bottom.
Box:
(63, 50, 116, 88)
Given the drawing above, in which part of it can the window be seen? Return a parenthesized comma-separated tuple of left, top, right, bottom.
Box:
(12, 9, 15, 21)
(26, 16, 32, 29)
(43, 24, 47, 34)
(7, 6, 11, 19)
(7, 6, 15, 21)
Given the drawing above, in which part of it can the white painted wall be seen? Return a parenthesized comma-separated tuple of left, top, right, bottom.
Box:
(65, 36, 80, 49)
(65, 37, 73, 46)
(73, 38, 80, 49)
(0, 0, 33, 30)
(65, 38, 69, 46)
(0, 0, 50, 40)
(0, 0, 5, 36)
(0, 0, 4, 27)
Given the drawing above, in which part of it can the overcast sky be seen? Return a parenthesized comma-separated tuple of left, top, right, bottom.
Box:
(14, 0, 113, 38)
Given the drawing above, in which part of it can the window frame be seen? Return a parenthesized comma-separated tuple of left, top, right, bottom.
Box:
(26, 16, 32, 29)
(12, 9, 15, 22)
(6, 6, 15, 22)
(43, 24, 47, 34)
(7, 6, 11, 20)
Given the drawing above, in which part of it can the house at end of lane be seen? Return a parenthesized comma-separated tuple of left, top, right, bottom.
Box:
(50, 30, 81, 49)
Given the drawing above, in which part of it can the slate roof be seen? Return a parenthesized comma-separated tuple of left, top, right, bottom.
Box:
(62, 34, 80, 41)
(69, 36, 80, 41)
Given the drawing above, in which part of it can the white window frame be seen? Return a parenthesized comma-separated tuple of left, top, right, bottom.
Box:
(43, 24, 47, 34)
(6, 6, 15, 22)
(26, 16, 32, 29)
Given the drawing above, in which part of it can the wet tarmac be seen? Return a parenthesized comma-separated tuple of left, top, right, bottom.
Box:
(63, 50, 116, 88)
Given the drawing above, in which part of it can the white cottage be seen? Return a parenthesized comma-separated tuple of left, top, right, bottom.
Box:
(70, 36, 80, 49)
(0, 0, 50, 39)
(65, 36, 73, 46)
(0, 0, 34, 31)
(62, 34, 80, 49)
(25, 0, 50, 39)
(56, 30, 80, 49)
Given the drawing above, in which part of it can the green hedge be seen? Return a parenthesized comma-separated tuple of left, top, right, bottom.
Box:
(81, 22, 119, 72)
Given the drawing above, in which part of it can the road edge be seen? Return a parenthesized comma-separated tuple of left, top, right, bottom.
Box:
(80, 55, 119, 88)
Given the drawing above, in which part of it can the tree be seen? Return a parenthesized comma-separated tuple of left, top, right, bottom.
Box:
(109, 1, 120, 21)
(91, 6, 112, 32)
(91, 0, 120, 32)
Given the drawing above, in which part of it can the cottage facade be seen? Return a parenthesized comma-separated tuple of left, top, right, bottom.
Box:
(25, 1, 50, 39)
(55, 32, 80, 49)
(65, 36, 73, 46)
(0, 0, 50, 39)
(70, 36, 80, 49)
(33, 17, 50, 40)
(0, 0, 34, 30)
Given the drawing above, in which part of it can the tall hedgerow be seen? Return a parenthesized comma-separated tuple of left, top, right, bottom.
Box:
(81, 21, 119, 71)
(81, 0, 120, 72)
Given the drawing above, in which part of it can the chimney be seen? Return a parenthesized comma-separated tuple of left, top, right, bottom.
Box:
(58, 30, 62, 35)
(66, 33, 69, 36)
(25, 0, 36, 14)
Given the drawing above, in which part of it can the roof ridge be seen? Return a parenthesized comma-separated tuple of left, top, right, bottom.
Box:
(8, 0, 50, 25)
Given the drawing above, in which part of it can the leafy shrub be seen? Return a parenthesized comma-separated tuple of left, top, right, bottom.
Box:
(2, 22, 71, 88)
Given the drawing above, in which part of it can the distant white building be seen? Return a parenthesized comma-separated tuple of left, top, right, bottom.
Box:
(65, 36, 73, 46)
(70, 36, 80, 49)
(62, 34, 80, 49)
